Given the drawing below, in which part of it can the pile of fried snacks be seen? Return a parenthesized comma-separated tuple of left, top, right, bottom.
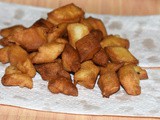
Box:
(0, 3, 148, 98)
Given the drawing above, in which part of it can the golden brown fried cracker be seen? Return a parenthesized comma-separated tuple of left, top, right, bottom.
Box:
(74, 60, 99, 89)
(47, 3, 84, 25)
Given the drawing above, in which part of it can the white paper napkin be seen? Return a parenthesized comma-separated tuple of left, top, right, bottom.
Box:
(0, 2, 160, 117)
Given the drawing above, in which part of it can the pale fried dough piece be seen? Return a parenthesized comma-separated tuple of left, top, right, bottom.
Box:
(7, 26, 47, 52)
(35, 59, 70, 81)
(31, 41, 65, 64)
(92, 49, 108, 66)
(32, 18, 54, 29)
(0, 25, 26, 38)
(105, 46, 139, 64)
(0, 46, 10, 64)
(67, 23, 90, 48)
(100, 35, 129, 49)
(2, 66, 33, 89)
(47, 23, 68, 43)
(8, 45, 36, 77)
(133, 66, 148, 80)
(98, 71, 120, 98)
(118, 64, 141, 95)
(84, 17, 107, 37)
(48, 76, 78, 96)
(75, 30, 102, 62)
(74, 60, 99, 89)
(47, 3, 84, 25)
(62, 43, 81, 72)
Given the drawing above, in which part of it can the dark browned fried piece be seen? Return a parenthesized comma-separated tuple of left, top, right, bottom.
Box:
(75, 30, 103, 62)
(35, 59, 70, 81)
(97, 63, 123, 98)
(32, 18, 54, 29)
(92, 49, 108, 66)
(118, 64, 141, 95)
(47, 3, 84, 25)
(48, 76, 78, 96)
(0, 38, 15, 46)
(0, 46, 10, 64)
(62, 43, 81, 72)
(7, 26, 48, 52)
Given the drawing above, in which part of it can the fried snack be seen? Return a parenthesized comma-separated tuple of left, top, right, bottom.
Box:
(2, 65, 33, 89)
(118, 64, 141, 95)
(67, 23, 90, 48)
(92, 49, 108, 66)
(35, 59, 70, 81)
(98, 70, 120, 98)
(98, 63, 122, 97)
(105, 46, 139, 64)
(48, 76, 78, 96)
(8, 45, 36, 77)
(47, 3, 84, 25)
(62, 43, 81, 72)
(0, 25, 25, 38)
(47, 23, 68, 43)
(31, 41, 65, 64)
(74, 60, 99, 89)
(0, 46, 10, 64)
(32, 18, 54, 29)
(133, 66, 148, 80)
(80, 18, 94, 31)
(100, 35, 129, 49)
(7, 26, 47, 52)
(82, 17, 107, 37)
(75, 30, 102, 62)
(0, 37, 15, 46)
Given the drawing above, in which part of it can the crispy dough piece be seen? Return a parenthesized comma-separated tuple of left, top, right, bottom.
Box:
(74, 60, 99, 89)
(62, 43, 81, 72)
(0, 25, 26, 38)
(47, 3, 84, 25)
(92, 49, 108, 66)
(8, 45, 36, 77)
(32, 18, 54, 29)
(2, 66, 33, 89)
(47, 23, 68, 43)
(67, 23, 90, 48)
(80, 18, 94, 31)
(98, 63, 123, 97)
(31, 41, 65, 64)
(84, 17, 107, 37)
(0, 46, 10, 64)
(48, 76, 78, 96)
(118, 64, 141, 95)
(100, 63, 124, 75)
(7, 26, 47, 52)
(105, 46, 139, 64)
(133, 66, 148, 80)
(100, 35, 129, 49)
(35, 59, 70, 81)
(0, 38, 15, 46)
(98, 70, 120, 98)
(75, 30, 102, 62)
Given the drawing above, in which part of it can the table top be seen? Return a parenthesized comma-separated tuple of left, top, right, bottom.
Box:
(0, 0, 160, 120)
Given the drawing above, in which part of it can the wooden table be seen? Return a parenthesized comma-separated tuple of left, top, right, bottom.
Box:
(0, 0, 160, 120)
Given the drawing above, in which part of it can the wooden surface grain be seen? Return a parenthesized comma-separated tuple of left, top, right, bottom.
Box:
(0, 0, 160, 15)
(0, 0, 160, 120)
